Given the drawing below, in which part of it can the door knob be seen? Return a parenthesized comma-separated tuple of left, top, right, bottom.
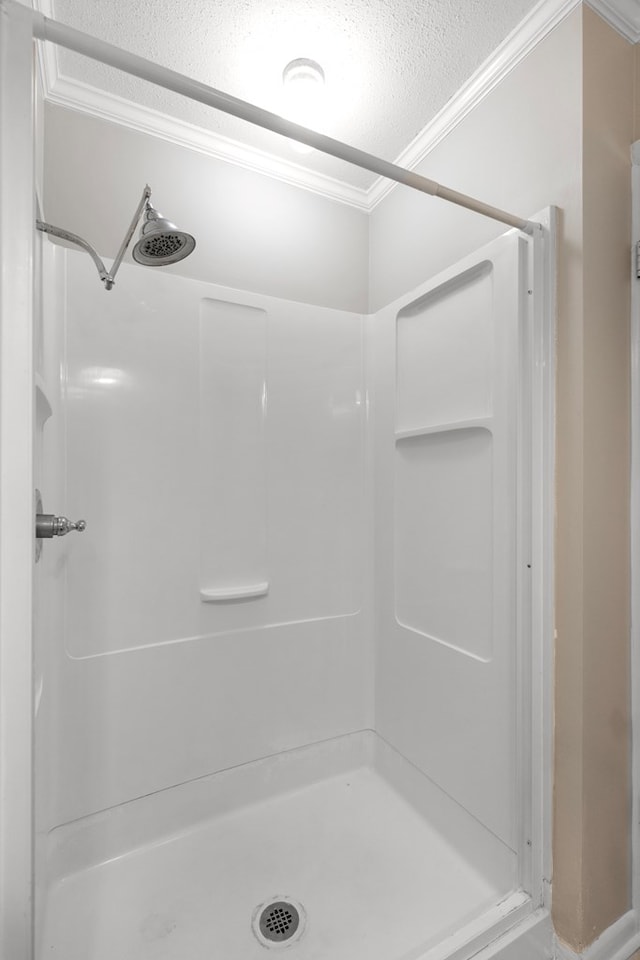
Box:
(36, 514, 87, 538)
(35, 489, 86, 563)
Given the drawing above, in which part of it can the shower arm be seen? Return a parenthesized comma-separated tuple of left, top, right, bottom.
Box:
(36, 184, 152, 291)
(35, 221, 111, 286)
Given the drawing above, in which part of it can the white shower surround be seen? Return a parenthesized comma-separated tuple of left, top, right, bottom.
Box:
(33, 222, 554, 960)
(0, 2, 555, 958)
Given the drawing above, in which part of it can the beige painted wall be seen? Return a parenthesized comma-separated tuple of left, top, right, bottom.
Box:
(553, 6, 633, 950)
(581, 4, 632, 942)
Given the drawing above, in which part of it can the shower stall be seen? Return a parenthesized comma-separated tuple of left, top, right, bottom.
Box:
(0, 3, 554, 959)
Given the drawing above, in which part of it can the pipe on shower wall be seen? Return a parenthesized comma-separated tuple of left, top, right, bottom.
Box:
(24, 3, 539, 234)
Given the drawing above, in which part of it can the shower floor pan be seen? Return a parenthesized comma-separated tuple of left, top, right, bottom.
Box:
(41, 731, 523, 960)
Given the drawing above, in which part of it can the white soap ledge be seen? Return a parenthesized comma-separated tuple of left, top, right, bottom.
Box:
(200, 582, 269, 602)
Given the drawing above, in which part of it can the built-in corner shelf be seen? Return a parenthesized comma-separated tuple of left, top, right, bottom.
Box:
(35, 374, 53, 424)
(395, 416, 493, 441)
(200, 582, 270, 603)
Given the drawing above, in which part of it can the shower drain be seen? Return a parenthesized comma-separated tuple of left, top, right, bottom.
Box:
(252, 897, 306, 949)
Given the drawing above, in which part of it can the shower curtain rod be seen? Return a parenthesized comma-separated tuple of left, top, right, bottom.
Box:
(29, 6, 538, 233)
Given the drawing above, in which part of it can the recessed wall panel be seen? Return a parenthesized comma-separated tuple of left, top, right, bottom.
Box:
(199, 299, 267, 601)
(64, 267, 201, 659)
(394, 428, 493, 662)
(396, 263, 493, 432)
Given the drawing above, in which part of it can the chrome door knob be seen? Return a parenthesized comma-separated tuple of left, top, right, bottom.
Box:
(36, 513, 87, 539)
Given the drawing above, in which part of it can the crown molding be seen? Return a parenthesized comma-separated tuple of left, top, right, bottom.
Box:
(34, 0, 371, 209)
(36, 0, 640, 214)
(586, 0, 640, 41)
(366, 0, 583, 209)
(40, 72, 372, 210)
(364, 0, 640, 208)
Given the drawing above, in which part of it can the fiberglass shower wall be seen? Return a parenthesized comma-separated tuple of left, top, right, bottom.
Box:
(36, 104, 373, 833)
(36, 103, 541, 928)
(37, 253, 371, 825)
(372, 231, 530, 887)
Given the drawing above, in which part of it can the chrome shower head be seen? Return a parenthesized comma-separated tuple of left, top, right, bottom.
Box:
(35, 186, 196, 291)
(132, 201, 196, 267)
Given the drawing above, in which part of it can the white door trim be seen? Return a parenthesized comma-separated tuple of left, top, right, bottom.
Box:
(0, 2, 36, 958)
(526, 207, 556, 911)
(630, 142, 640, 924)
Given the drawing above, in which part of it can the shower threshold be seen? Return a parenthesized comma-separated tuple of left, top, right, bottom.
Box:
(40, 731, 529, 960)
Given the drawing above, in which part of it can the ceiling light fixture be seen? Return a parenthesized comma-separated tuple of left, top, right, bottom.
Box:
(282, 58, 325, 153)
(283, 58, 325, 89)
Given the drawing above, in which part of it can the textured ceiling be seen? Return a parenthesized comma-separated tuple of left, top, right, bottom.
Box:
(47, 0, 542, 190)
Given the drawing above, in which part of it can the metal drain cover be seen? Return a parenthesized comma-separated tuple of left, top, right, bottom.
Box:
(260, 901, 299, 941)
(252, 897, 306, 949)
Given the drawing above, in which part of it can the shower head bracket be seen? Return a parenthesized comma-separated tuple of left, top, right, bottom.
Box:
(36, 184, 153, 291)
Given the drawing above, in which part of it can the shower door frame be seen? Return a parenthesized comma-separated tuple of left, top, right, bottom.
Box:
(0, 2, 554, 957)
